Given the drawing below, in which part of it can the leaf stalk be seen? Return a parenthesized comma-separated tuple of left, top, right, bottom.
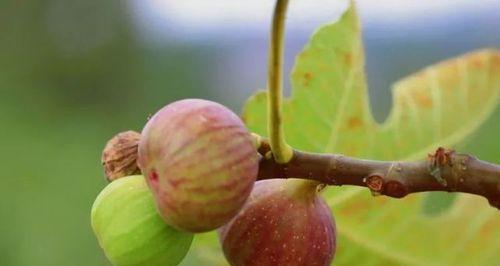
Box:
(267, 0, 294, 163)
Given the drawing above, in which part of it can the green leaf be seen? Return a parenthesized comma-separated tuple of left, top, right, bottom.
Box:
(179, 232, 226, 266)
(421, 192, 457, 217)
(180, 3, 500, 266)
(240, 3, 500, 266)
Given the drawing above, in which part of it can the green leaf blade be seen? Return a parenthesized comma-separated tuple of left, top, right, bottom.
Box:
(378, 50, 500, 160)
(242, 2, 500, 266)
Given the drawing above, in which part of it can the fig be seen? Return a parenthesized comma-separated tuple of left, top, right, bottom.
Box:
(219, 179, 336, 266)
(91, 175, 193, 266)
(138, 99, 259, 232)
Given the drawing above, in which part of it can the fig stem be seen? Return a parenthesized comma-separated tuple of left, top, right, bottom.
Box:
(256, 139, 500, 210)
(267, 0, 294, 164)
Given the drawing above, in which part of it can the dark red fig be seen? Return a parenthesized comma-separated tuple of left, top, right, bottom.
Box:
(138, 99, 259, 233)
(219, 179, 336, 266)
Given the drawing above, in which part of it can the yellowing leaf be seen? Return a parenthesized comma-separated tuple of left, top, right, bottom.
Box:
(241, 3, 500, 266)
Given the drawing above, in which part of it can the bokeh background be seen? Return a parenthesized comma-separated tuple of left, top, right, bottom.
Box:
(0, 0, 499, 265)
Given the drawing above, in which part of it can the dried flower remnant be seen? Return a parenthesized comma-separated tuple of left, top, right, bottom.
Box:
(101, 130, 141, 181)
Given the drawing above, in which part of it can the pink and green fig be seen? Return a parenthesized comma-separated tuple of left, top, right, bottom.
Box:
(219, 179, 336, 266)
(138, 99, 259, 233)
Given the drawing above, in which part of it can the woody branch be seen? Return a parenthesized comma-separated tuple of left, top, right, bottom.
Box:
(101, 131, 500, 210)
(256, 139, 500, 209)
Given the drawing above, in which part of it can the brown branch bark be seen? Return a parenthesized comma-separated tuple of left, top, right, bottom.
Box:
(257, 140, 500, 209)
(102, 131, 500, 210)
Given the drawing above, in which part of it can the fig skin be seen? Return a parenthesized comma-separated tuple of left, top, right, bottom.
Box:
(219, 179, 336, 266)
(138, 99, 259, 233)
(91, 175, 193, 266)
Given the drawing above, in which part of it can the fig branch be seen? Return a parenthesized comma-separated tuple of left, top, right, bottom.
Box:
(103, 130, 500, 210)
(256, 139, 500, 209)
(267, 0, 293, 164)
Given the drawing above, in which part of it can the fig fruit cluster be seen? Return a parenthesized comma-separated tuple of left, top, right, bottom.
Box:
(91, 99, 337, 266)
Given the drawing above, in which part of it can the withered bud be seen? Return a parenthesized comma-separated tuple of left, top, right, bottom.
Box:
(101, 130, 141, 182)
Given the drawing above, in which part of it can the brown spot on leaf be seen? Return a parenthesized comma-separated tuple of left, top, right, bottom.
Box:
(303, 72, 313, 87)
(412, 89, 433, 108)
(470, 57, 485, 69)
(489, 54, 500, 77)
(437, 64, 459, 91)
(343, 52, 353, 66)
(491, 53, 500, 67)
(478, 216, 497, 237)
(347, 117, 362, 129)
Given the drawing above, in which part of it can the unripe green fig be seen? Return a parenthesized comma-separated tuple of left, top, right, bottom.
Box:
(219, 179, 336, 266)
(138, 99, 259, 232)
(91, 175, 193, 266)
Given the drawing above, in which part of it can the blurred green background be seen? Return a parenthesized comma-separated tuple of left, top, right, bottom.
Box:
(0, 1, 499, 265)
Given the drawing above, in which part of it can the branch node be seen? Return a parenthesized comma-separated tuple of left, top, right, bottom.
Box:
(428, 147, 454, 167)
(384, 181, 408, 198)
(365, 175, 384, 193)
(427, 147, 455, 186)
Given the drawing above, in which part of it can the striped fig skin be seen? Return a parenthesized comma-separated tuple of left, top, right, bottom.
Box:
(138, 99, 259, 233)
(219, 179, 336, 266)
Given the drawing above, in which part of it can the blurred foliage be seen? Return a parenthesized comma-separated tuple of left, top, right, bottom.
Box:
(0, 1, 216, 265)
(0, 1, 499, 266)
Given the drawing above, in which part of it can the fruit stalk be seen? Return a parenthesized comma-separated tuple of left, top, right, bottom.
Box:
(267, 0, 293, 163)
(256, 139, 500, 209)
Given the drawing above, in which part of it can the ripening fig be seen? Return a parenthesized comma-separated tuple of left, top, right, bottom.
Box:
(138, 99, 259, 232)
(219, 179, 336, 266)
(91, 175, 194, 266)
